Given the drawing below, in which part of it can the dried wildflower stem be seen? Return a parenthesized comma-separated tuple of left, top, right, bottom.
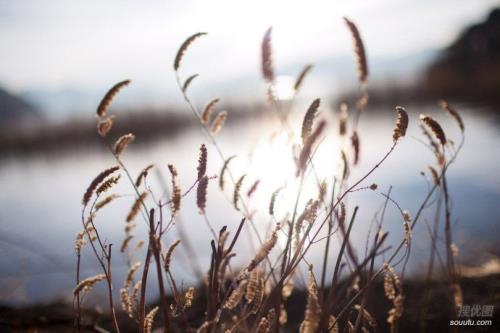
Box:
(75, 247, 82, 332)
(147, 209, 172, 332)
(139, 247, 152, 333)
(280, 175, 305, 275)
(80, 201, 121, 333)
(419, 192, 443, 331)
(319, 178, 336, 295)
(330, 140, 465, 329)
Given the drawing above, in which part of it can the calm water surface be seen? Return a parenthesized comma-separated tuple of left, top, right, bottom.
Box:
(0, 104, 499, 304)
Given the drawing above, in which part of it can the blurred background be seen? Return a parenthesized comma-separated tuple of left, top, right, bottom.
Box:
(0, 0, 499, 306)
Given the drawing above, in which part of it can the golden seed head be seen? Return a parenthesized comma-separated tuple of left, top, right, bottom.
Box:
(114, 133, 135, 156)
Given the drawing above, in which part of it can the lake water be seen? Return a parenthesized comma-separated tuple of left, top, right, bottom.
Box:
(0, 103, 499, 304)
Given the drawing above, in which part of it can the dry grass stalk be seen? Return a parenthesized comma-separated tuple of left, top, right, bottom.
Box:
(219, 155, 236, 190)
(297, 120, 326, 176)
(197, 175, 209, 214)
(73, 274, 106, 295)
(261, 27, 274, 83)
(300, 267, 321, 333)
(439, 100, 464, 132)
(211, 111, 228, 135)
(202, 98, 220, 125)
(96, 175, 121, 196)
(135, 164, 154, 187)
(174, 32, 207, 71)
(114, 133, 135, 156)
(247, 224, 280, 272)
(164, 239, 181, 272)
(182, 73, 199, 93)
(97, 79, 131, 117)
(301, 98, 321, 144)
(351, 131, 360, 165)
(233, 174, 246, 210)
(420, 114, 446, 145)
(126, 192, 147, 222)
(82, 166, 120, 206)
(97, 115, 115, 137)
(197, 144, 208, 179)
(392, 106, 409, 142)
(294, 64, 313, 92)
(343, 17, 368, 83)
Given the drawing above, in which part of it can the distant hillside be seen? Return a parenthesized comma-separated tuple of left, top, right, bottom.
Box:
(0, 86, 39, 124)
(335, 8, 500, 108)
(423, 8, 500, 105)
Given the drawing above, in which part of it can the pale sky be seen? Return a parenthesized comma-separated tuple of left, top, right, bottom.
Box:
(0, 0, 498, 110)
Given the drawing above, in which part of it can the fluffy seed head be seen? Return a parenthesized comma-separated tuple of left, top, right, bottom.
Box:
(420, 114, 446, 145)
(97, 80, 131, 117)
(211, 111, 228, 135)
(126, 192, 147, 222)
(182, 73, 199, 93)
(393, 106, 409, 142)
(269, 187, 282, 216)
(439, 100, 464, 132)
(201, 98, 220, 125)
(247, 224, 280, 272)
(219, 155, 236, 190)
(97, 115, 115, 137)
(135, 164, 154, 187)
(164, 240, 181, 272)
(343, 17, 368, 83)
(294, 64, 313, 92)
(301, 98, 321, 144)
(351, 131, 360, 165)
(297, 120, 326, 176)
(83, 166, 120, 206)
(261, 27, 274, 83)
(114, 133, 135, 156)
(339, 103, 348, 136)
(197, 175, 209, 214)
(197, 144, 208, 180)
(96, 175, 121, 196)
(233, 174, 246, 211)
(74, 274, 106, 295)
(174, 32, 207, 71)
